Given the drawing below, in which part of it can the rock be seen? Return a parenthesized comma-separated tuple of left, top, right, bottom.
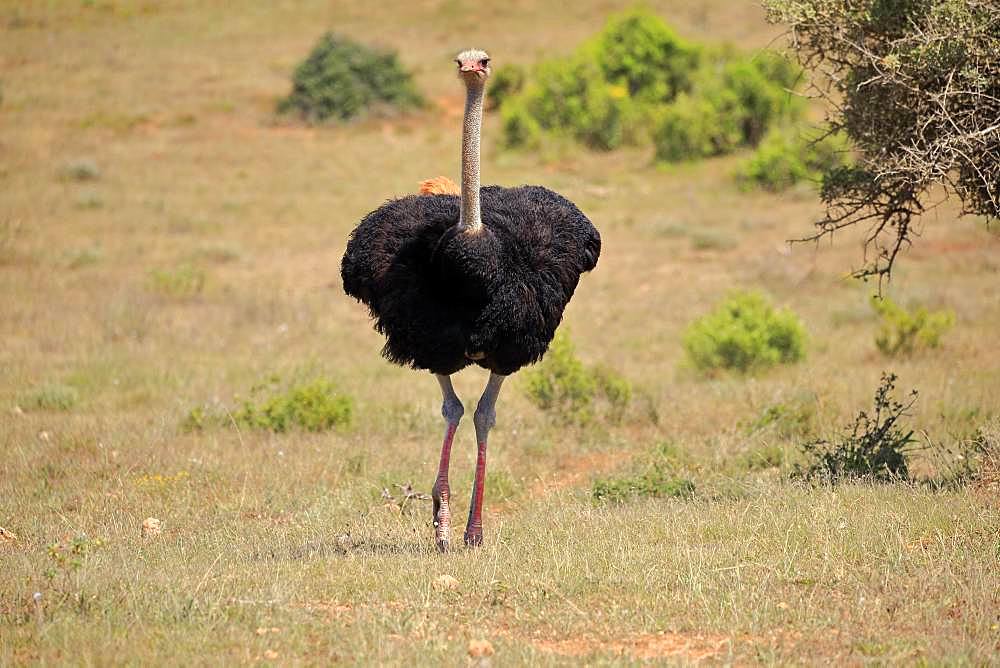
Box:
(141, 517, 162, 538)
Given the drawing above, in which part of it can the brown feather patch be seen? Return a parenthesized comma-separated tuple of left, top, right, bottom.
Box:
(419, 176, 460, 196)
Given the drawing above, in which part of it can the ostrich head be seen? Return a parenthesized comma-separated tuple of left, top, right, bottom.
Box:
(455, 49, 491, 85)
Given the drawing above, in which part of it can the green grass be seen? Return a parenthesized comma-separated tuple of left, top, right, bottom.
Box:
(1, 0, 999, 664)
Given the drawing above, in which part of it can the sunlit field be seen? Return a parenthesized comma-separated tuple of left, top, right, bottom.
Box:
(2, 1, 998, 664)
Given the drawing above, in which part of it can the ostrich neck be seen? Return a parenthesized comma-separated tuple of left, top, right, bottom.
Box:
(459, 81, 485, 232)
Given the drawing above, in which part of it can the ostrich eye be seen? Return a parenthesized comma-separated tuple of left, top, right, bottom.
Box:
(455, 60, 462, 66)
(480, 59, 490, 67)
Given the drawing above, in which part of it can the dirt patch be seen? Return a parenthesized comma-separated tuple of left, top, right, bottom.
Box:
(295, 599, 407, 623)
(531, 451, 621, 494)
(434, 95, 465, 121)
(913, 238, 993, 257)
(296, 600, 354, 622)
(533, 631, 731, 661)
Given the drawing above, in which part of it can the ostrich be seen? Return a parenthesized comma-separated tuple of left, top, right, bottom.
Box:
(341, 49, 600, 550)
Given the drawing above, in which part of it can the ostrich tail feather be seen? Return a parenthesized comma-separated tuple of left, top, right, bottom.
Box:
(419, 176, 460, 196)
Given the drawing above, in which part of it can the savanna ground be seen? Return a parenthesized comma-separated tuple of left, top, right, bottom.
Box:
(2, 0, 999, 664)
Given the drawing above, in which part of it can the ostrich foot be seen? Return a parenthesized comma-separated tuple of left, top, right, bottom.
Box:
(432, 484, 451, 552)
(463, 526, 483, 547)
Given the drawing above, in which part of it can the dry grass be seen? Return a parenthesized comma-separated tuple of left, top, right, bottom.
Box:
(2, 0, 999, 664)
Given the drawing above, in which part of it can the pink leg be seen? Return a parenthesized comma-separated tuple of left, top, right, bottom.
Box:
(432, 375, 463, 552)
(465, 373, 505, 547)
(464, 440, 488, 546)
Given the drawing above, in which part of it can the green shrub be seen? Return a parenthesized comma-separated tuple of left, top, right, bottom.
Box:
(234, 378, 353, 432)
(485, 470, 522, 503)
(500, 10, 799, 157)
(59, 159, 100, 182)
(499, 98, 544, 149)
(653, 55, 804, 162)
(653, 93, 731, 161)
(592, 468, 695, 503)
(523, 332, 631, 424)
(741, 443, 788, 471)
(149, 264, 205, 298)
(747, 393, 818, 439)
(689, 228, 738, 251)
(21, 383, 79, 411)
(712, 57, 802, 145)
(593, 365, 632, 425)
(512, 50, 636, 151)
(277, 33, 422, 123)
(594, 8, 699, 104)
(487, 63, 526, 111)
(501, 9, 697, 151)
(738, 126, 853, 191)
(592, 442, 694, 503)
(796, 373, 917, 482)
(683, 291, 806, 374)
(870, 295, 955, 356)
(181, 405, 212, 432)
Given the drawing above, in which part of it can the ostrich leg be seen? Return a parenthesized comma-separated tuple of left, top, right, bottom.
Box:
(432, 375, 464, 552)
(465, 373, 506, 547)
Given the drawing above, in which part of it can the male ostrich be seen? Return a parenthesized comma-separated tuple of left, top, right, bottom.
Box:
(341, 50, 600, 550)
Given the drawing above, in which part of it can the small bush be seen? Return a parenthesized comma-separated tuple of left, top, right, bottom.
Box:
(501, 9, 698, 151)
(277, 33, 423, 123)
(741, 443, 788, 471)
(689, 228, 738, 251)
(234, 378, 353, 432)
(592, 468, 695, 503)
(523, 332, 631, 424)
(500, 10, 799, 157)
(593, 364, 632, 425)
(181, 405, 215, 432)
(594, 9, 700, 104)
(592, 442, 694, 503)
(499, 98, 544, 149)
(738, 126, 853, 191)
(870, 295, 955, 356)
(653, 55, 803, 162)
(21, 383, 79, 411)
(509, 50, 637, 151)
(487, 63, 526, 111)
(66, 246, 103, 269)
(59, 159, 100, 182)
(683, 291, 806, 374)
(653, 93, 731, 161)
(74, 190, 104, 210)
(485, 470, 522, 503)
(148, 264, 205, 298)
(796, 373, 917, 482)
(747, 393, 818, 439)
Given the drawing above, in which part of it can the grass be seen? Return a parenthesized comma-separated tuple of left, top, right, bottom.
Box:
(1, 0, 999, 664)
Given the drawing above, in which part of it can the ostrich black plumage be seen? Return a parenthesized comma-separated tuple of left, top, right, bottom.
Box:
(341, 49, 600, 550)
